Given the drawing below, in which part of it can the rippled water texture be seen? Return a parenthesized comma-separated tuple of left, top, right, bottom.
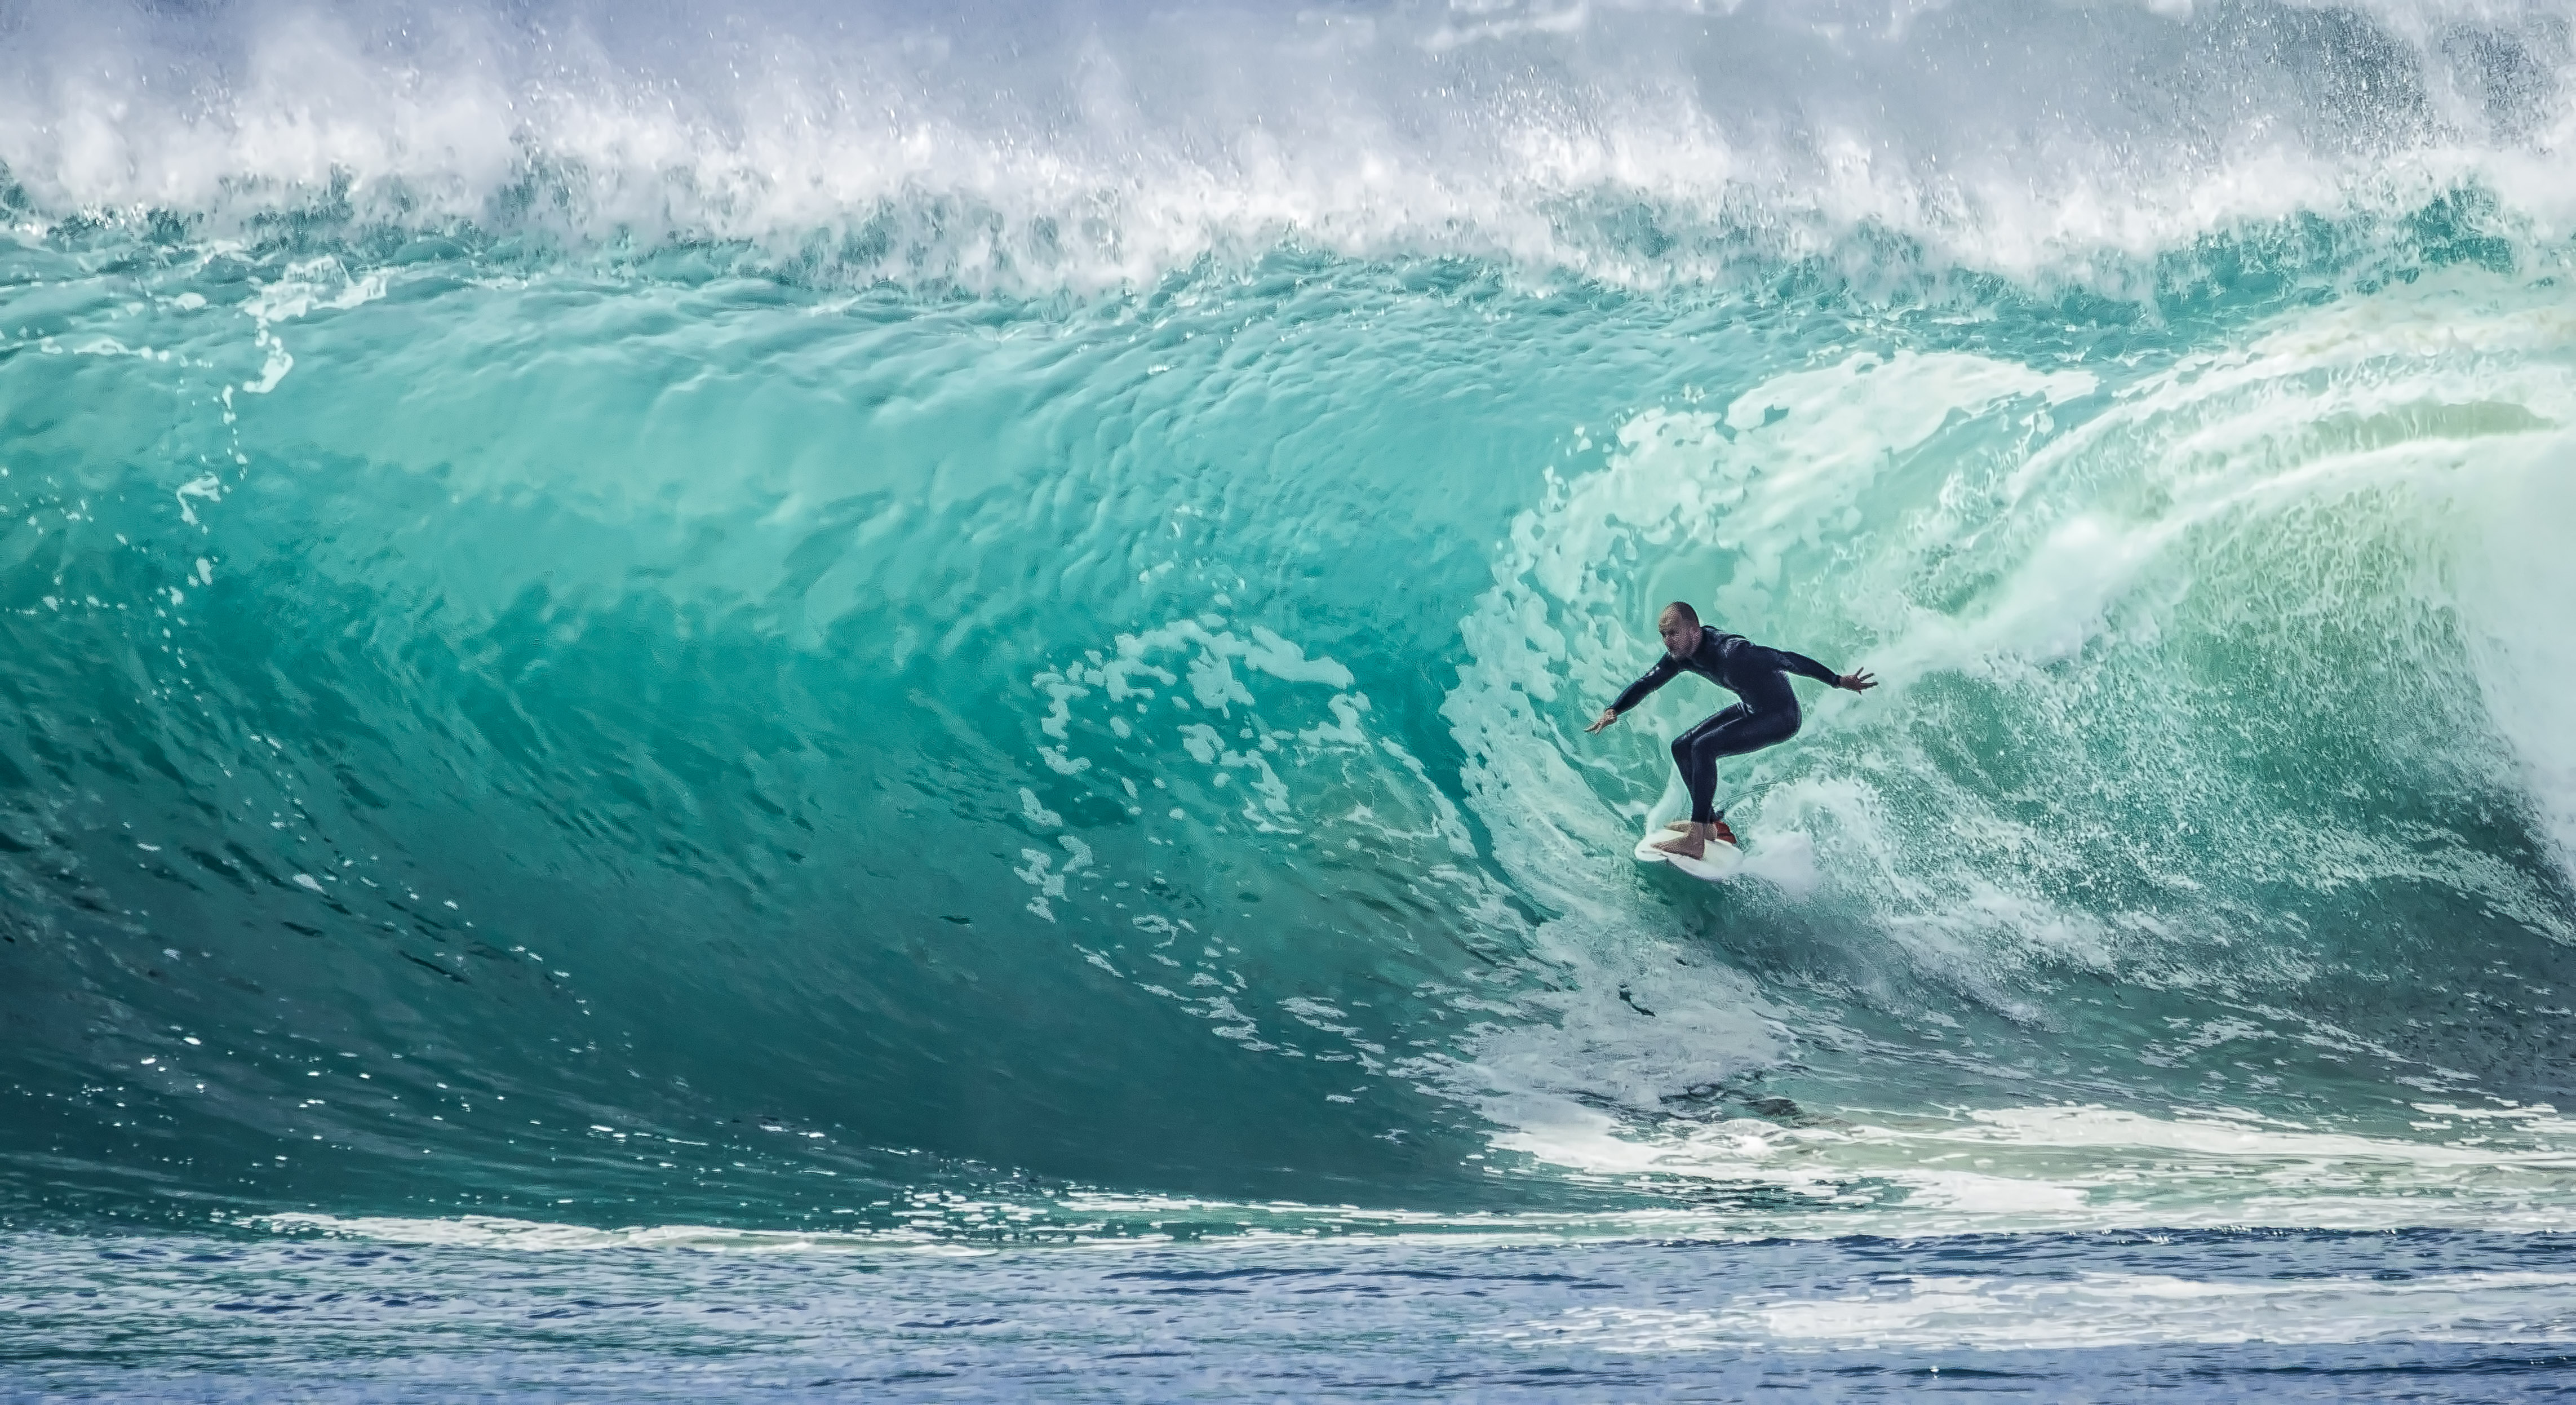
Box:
(16, 1227, 2576, 1400)
(5, 0, 2576, 1395)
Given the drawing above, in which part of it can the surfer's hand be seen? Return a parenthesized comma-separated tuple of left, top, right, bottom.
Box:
(1585, 708, 1621, 734)
(1838, 670, 1878, 693)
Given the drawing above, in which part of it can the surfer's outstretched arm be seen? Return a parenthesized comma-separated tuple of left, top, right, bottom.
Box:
(1609, 656, 1682, 713)
(1588, 655, 1683, 732)
(1763, 645, 1876, 693)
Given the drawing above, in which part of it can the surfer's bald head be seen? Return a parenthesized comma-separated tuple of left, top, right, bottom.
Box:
(1657, 601, 1701, 658)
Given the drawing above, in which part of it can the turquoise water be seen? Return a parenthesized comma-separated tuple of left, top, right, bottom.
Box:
(5, 0, 2576, 1394)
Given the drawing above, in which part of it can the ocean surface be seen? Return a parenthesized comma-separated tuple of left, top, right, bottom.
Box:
(5, 0, 2576, 1397)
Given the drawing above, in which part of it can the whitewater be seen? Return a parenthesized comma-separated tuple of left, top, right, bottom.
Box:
(4, 0, 2576, 1397)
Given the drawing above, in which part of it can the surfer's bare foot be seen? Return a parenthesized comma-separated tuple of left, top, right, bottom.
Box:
(1650, 823, 1713, 859)
(1664, 821, 1693, 834)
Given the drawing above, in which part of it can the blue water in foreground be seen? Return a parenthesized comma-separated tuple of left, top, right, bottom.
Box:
(7, 0, 2576, 1395)
(13, 1227, 2576, 1401)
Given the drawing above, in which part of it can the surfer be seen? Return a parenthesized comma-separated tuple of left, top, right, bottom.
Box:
(1586, 602, 1875, 859)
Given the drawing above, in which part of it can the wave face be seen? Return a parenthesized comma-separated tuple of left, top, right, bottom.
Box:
(4, 0, 2575, 1242)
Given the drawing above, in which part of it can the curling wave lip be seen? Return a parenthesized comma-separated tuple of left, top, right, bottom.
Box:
(1, 0, 2570, 291)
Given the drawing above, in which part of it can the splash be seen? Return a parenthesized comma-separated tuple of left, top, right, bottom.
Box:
(3, 0, 2573, 289)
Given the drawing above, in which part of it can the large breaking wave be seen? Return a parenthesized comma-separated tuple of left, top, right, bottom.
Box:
(3, 0, 2574, 1244)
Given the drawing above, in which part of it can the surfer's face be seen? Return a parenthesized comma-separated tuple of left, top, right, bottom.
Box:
(1658, 611, 1698, 658)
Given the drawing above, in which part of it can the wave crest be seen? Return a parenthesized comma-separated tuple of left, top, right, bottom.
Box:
(4, 0, 2572, 290)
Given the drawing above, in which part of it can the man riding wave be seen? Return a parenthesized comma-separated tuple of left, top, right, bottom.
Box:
(1587, 602, 1876, 860)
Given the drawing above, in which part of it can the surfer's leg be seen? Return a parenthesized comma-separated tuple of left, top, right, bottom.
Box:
(1675, 707, 1801, 841)
(1669, 707, 1744, 824)
(1653, 709, 1744, 856)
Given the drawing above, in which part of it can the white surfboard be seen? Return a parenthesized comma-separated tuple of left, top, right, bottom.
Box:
(1634, 830, 1743, 882)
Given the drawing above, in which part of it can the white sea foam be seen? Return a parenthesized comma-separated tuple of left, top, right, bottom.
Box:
(261, 1093, 2576, 1244)
(2, 0, 2571, 289)
(1507, 1267, 2576, 1351)
(1489, 1098, 2576, 1236)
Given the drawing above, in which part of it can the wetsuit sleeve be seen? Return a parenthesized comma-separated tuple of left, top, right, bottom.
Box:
(1608, 655, 1683, 714)
(1759, 646, 1843, 687)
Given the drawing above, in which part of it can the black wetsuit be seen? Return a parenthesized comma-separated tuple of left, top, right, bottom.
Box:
(1609, 626, 1842, 826)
